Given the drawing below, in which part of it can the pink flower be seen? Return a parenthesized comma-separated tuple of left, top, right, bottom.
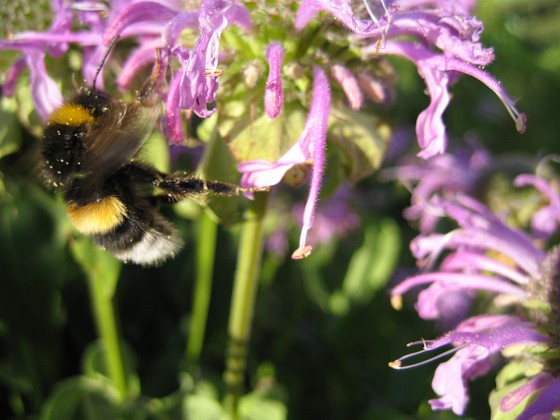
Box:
(391, 315, 547, 415)
(331, 65, 363, 110)
(264, 42, 285, 119)
(238, 67, 331, 258)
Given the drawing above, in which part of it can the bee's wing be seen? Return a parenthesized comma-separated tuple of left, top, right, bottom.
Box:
(80, 100, 160, 179)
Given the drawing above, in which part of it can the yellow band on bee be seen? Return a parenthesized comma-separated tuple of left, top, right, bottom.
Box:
(67, 196, 127, 234)
(48, 103, 93, 126)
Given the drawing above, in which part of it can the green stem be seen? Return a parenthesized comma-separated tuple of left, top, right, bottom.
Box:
(186, 210, 218, 368)
(87, 267, 128, 399)
(223, 192, 268, 418)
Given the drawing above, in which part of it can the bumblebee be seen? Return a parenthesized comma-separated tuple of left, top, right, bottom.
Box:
(42, 42, 261, 266)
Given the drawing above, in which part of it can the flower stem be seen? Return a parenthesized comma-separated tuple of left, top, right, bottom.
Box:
(72, 239, 128, 398)
(85, 259, 128, 400)
(186, 210, 218, 368)
(223, 191, 268, 417)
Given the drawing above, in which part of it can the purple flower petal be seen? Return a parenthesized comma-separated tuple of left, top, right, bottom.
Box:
(501, 373, 554, 413)
(289, 67, 331, 258)
(238, 155, 304, 189)
(385, 148, 491, 232)
(45, 0, 74, 57)
(331, 64, 363, 110)
(516, 376, 560, 420)
(294, 0, 383, 36)
(515, 174, 560, 241)
(239, 67, 331, 257)
(391, 272, 526, 310)
(163, 11, 199, 47)
(375, 40, 525, 158)
(117, 43, 159, 91)
(441, 251, 530, 285)
(405, 194, 544, 278)
(356, 71, 386, 104)
(264, 42, 285, 119)
(415, 64, 451, 158)
(164, 0, 251, 124)
(447, 315, 547, 349)
(429, 344, 493, 414)
(415, 282, 474, 325)
(443, 195, 545, 275)
(2, 57, 27, 97)
(163, 70, 186, 144)
(103, 1, 178, 43)
(239, 66, 331, 189)
(27, 50, 63, 121)
(373, 41, 450, 158)
(429, 316, 546, 414)
(393, 315, 546, 416)
(221, 0, 252, 32)
(389, 11, 494, 66)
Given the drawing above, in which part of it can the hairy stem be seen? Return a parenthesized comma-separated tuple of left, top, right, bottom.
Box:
(223, 192, 268, 417)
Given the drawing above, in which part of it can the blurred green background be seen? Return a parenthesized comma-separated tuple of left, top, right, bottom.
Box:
(1, 0, 559, 418)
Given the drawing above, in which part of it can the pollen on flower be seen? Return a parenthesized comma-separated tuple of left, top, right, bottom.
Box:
(516, 112, 527, 134)
(292, 245, 313, 259)
(388, 360, 402, 369)
(391, 294, 403, 310)
(204, 69, 224, 77)
(501, 94, 526, 134)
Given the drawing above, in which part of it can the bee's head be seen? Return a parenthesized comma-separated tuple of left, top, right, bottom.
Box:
(74, 87, 114, 118)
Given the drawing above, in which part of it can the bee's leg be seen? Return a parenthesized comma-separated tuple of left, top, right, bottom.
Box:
(156, 172, 268, 203)
(119, 162, 166, 185)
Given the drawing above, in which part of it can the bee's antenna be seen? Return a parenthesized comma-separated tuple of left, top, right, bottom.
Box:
(92, 36, 120, 90)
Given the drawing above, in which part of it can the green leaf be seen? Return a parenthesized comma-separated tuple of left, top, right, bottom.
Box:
(329, 106, 391, 183)
(329, 218, 400, 315)
(221, 26, 262, 61)
(239, 392, 287, 420)
(13, 74, 44, 137)
(299, 240, 340, 311)
(195, 125, 256, 225)
(183, 394, 227, 420)
(41, 376, 120, 420)
(141, 130, 170, 173)
(343, 219, 400, 301)
(226, 103, 307, 164)
(81, 340, 141, 397)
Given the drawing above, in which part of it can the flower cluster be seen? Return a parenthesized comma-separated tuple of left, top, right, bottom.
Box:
(0, 0, 525, 258)
(389, 157, 560, 418)
(383, 145, 492, 234)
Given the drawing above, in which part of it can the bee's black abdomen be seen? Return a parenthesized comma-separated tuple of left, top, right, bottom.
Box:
(91, 195, 183, 266)
(88, 182, 182, 265)
(91, 209, 146, 252)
